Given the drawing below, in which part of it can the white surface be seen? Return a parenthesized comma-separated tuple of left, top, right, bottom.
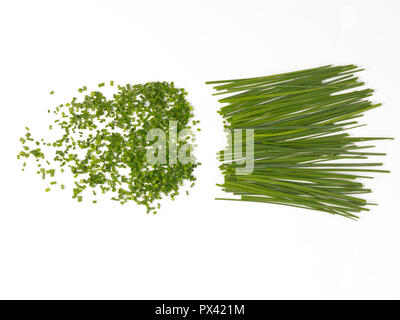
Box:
(0, 0, 399, 299)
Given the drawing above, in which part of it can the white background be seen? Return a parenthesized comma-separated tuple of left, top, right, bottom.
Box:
(0, 0, 399, 299)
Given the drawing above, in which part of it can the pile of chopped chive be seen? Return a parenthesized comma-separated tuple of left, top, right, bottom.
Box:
(207, 65, 392, 219)
(18, 81, 200, 213)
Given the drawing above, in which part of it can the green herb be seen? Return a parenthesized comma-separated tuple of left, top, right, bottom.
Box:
(207, 65, 392, 219)
(18, 81, 200, 213)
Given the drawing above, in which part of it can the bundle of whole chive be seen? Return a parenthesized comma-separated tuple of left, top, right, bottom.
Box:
(207, 65, 391, 219)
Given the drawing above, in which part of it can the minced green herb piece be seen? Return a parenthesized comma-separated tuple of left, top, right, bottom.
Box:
(78, 86, 87, 93)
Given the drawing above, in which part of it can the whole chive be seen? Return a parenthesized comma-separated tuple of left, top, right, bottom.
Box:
(207, 65, 392, 220)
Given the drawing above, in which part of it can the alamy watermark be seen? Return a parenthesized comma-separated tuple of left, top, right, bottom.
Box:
(146, 121, 254, 175)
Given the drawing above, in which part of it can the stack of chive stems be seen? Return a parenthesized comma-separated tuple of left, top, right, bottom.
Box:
(206, 65, 391, 219)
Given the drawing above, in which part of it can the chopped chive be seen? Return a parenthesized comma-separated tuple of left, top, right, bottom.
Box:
(17, 81, 199, 214)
